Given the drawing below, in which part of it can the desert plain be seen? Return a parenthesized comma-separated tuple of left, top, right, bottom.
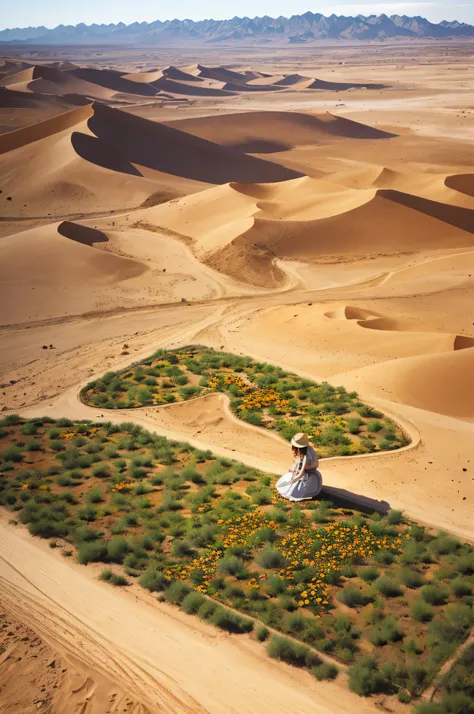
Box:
(0, 38, 473, 714)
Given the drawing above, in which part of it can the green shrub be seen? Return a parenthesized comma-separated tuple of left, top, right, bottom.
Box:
(139, 568, 167, 592)
(197, 600, 218, 621)
(374, 576, 403, 598)
(312, 662, 338, 681)
(28, 518, 68, 539)
(110, 574, 129, 586)
(2, 446, 23, 462)
(399, 568, 425, 589)
(367, 420, 383, 433)
(216, 555, 247, 578)
(99, 568, 113, 582)
(87, 487, 104, 504)
(360, 567, 380, 583)
(267, 635, 319, 668)
(211, 607, 253, 634)
(257, 626, 270, 642)
(256, 545, 287, 570)
(348, 656, 390, 696)
(337, 585, 373, 608)
(451, 578, 472, 598)
(411, 599, 434, 622)
(164, 581, 192, 605)
(107, 537, 130, 563)
(25, 439, 41, 452)
(181, 591, 206, 614)
(369, 617, 404, 646)
(421, 584, 449, 606)
(77, 541, 108, 565)
(386, 509, 403, 525)
(374, 549, 395, 564)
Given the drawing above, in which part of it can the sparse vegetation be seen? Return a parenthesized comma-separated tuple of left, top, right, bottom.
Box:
(0, 415, 472, 705)
(80, 346, 408, 457)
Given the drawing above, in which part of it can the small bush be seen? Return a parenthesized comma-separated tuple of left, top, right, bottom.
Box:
(451, 578, 472, 598)
(398, 690, 412, 704)
(107, 537, 130, 563)
(164, 581, 192, 605)
(181, 591, 206, 614)
(360, 567, 380, 583)
(312, 663, 338, 681)
(86, 487, 104, 504)
(375, 576, 403, 598)
(257, 626, 270, 642)
(216, 555, 247, 578)
(77, 541, 108, 565)
(256, 545, 287, 570)
(139, 568, 167, 592)
(421, 584, 449, 606)
(411, 599, 434, 622)
(369, 617, 404, 646)
(211, 607, 253, 634)
(99, 568, 113, 582)
(267, 635, 318, 669)
(110, 574, 129, 586)
(197, 600, 218, 621)
(399, 568, 425, 589)
(367, 420, 383, 433)
(348, 656, 390, 696)
(386, 509, 403, 525)
(337, 585, 373, 608)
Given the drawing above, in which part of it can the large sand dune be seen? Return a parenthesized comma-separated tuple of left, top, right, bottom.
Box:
(166, 111, 396, 152)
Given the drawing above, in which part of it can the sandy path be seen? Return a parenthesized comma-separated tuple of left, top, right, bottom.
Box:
(0, 515, 380, 714)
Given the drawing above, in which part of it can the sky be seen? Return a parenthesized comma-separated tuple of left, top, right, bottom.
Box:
(0, 0, 473, 30)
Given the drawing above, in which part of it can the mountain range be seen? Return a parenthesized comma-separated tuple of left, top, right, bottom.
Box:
(1, 12, 473, 44)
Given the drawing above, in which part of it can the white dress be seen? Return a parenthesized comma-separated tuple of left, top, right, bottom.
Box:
(276, 446, 322, 502)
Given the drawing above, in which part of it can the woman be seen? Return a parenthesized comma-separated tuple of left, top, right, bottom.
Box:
(276, 432, 322, 502)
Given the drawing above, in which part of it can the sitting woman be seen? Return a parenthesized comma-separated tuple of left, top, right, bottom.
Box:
(276, 432, 322, 502)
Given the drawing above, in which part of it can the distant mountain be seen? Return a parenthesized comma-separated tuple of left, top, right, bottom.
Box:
(1, 12, 474, 44)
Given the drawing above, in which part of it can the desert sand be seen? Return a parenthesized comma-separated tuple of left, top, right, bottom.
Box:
(0, 39, 473, 713)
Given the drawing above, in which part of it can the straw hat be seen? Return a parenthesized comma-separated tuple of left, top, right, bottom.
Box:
(291, 432, 309, 448)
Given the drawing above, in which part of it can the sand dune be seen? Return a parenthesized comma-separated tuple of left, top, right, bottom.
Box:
(80, 103, 299, 184)
(0, 103, 93, 154)
(325, 306, 381, 320)
(145, 180, 474, 287)
(151, 77, 234, 96)
(167, 111, 396, 152)
(307, 78, 386, 90)
(70, 67, 158, 97)
(330, 166, 474, 208)
(0, 222, 147, 324)
(24, 65, 117, 100)
(0, 67, 35, 87)
(341, 346, 474, 419)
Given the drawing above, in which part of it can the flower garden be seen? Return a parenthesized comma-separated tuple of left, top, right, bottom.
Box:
(1, 415, 473, 712)
(80, 346, 408, 457)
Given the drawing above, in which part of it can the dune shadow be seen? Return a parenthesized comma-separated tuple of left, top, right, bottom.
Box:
(58, 221, 108, 245)
(309, 79, 387, 91)
(379, 189, 474, 233)
(84, 103, 300, 183)
(71, 68, 158, 97)
(320, 485, 390, 515)
(71, 131, 142, 176)
(229, 139, 292, 153)
(445, 174, 474, 198)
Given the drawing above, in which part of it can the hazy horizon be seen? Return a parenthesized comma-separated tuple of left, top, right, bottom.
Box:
(1, 0, 473, 32)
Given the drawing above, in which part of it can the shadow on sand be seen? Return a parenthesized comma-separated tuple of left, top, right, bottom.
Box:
(320, 485, 390, 515)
